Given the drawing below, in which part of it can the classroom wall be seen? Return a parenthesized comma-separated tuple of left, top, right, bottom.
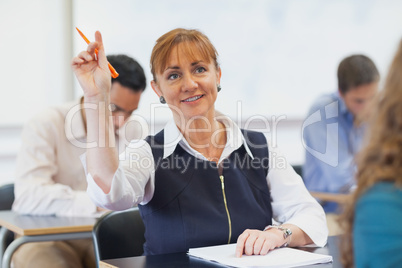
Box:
(0, 0, 74, 125)
(72, 0, 402, 120)
(0, 0, 74, 184)
(1, 0, 402, 184)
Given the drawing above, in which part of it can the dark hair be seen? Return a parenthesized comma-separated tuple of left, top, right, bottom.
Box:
(107, 54, 146, 92)
(337, 55, 379, 94)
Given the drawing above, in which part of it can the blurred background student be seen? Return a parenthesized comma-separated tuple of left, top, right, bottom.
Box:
(12, 55, 147, 268)
(303, 54, 379, 214)
(340, 40, 402, 268)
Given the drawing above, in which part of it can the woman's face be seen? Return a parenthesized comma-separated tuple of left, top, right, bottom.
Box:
(151, 44, 221, 121)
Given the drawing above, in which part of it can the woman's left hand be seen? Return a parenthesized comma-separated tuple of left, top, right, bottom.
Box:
(71, 31, 111, 101)
(235, 228, 285, 257)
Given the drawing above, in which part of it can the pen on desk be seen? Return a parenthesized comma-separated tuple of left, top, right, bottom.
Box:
(75, 27, 119, 78)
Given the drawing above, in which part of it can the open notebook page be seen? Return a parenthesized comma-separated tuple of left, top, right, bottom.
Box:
(188, 243, 332, 268)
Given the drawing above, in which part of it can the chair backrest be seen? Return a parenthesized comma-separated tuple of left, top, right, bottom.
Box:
(92, 207, 145, 262)
(292, 165, 303, 177)
(0, 183, 15, 248)
(0, 183, 14, 210)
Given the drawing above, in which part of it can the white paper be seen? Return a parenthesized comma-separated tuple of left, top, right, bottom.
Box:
(188, 244, 332, 268)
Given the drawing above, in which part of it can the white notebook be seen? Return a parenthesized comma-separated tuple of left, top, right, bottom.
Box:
(188, 243, 332, 268)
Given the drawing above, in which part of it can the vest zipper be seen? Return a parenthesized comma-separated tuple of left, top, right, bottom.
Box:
(219, 175, 232, 244)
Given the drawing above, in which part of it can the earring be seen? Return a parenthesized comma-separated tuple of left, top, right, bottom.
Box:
(159, 96, 166, 104)
(217, 84, 222, 92)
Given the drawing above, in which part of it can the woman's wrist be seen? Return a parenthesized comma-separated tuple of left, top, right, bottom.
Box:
(84, 93, 109, 104)
(264, 225, 292, 247)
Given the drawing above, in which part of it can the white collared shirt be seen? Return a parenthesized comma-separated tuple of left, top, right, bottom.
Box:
(13, 98, 98, 217)
(13, 97, 146, 217)
(85, 115, 328, 246)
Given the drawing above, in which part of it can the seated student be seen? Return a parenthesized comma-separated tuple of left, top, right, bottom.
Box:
(72, 28, 328, 257)
(12, 55, 147, 268)
(340, 41, 402, 268)
(303, 55, 379, 213)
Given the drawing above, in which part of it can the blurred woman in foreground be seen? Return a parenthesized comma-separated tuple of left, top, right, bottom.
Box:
(340, 41, 402, 268)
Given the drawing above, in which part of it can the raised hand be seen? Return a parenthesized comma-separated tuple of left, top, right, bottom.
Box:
(71, 31, 111, 101)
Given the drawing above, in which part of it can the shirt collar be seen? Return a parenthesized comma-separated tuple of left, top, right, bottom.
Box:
(336, 91, 354, 116)
(335, 91, 355, 124)
(163, 119, 183, 159)
(162, 113, 254, 161)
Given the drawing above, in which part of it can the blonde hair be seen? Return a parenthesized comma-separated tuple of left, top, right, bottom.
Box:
(150, 28, 219, 81)
(339, 41, 402, 267)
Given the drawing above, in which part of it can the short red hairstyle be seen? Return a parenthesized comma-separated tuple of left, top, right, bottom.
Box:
(150, 28, 219, 81)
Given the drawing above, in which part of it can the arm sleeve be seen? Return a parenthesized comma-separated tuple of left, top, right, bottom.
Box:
(12, 112, 97, 217)
(303, 100, 355, 193)
(353, 184, 402, 268)
(84, 139, 155, 211)
(268, 144, 328, 247)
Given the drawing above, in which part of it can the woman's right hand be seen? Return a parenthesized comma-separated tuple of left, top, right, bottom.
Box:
(71, 31, 111, 101)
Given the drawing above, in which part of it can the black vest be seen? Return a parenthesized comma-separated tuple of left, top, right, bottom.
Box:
(139, 129, 273, 255)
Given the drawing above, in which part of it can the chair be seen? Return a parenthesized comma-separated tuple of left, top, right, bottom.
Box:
(0, 183, 14, 210)
(92, 207, 145, 263)
(291, 165, 303, 177)
(0, 183, 16, 250)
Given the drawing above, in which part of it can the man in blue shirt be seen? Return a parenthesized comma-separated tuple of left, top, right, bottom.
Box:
(302, 55, 379, 213)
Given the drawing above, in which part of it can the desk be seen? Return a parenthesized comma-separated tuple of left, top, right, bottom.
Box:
(0, 211, 97, 268)
(310, 192, 351, 204)
(100, 236, 343, 268)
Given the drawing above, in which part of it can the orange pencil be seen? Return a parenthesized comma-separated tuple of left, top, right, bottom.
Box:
(76, 27, 119, 78)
